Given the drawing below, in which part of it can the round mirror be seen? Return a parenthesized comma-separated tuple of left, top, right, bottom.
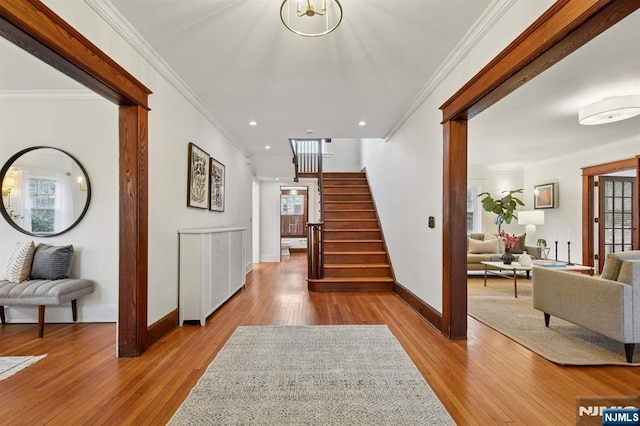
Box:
(0, 147, 91, 237)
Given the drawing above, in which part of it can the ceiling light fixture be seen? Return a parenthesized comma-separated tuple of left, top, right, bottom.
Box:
(280, 0, 343, 37)
(358, 121, 366, 127)
(265, 145, 271, 150)
(249, 120, 257, 126)
(578, 95, 640, 125)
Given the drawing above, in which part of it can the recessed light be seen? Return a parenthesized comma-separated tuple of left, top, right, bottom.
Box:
(249, 120, 257, 126)
(265, 145, 271, 150)
(358, 121, 367, 127)
(306, 129, 314, 134)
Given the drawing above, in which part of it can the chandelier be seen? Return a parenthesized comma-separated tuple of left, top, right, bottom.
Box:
(280, 0, 343, 37)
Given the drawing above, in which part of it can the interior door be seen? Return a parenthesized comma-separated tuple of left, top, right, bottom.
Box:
(598, 176, 637, 270)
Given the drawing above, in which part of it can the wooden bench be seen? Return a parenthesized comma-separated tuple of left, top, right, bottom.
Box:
(0, 278, 94, 337)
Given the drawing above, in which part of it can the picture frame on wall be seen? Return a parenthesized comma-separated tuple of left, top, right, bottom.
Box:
(209, 157, 225, 212)
(534, 182, 557, 209)
(187, 142, 210, 209)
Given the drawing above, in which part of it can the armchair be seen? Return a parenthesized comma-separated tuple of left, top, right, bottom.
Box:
(532, 251, 640, 363)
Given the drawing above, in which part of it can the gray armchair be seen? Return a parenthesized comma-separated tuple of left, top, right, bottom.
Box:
(532, 251, 640, 363)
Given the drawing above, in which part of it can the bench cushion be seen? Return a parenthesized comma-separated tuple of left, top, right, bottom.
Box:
(0, 279, 94, 306)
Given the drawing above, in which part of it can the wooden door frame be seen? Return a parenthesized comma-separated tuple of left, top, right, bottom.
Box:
(0, 1, 151, 356)
(439, 0, 639, 338)
(582, 156, 640, 270)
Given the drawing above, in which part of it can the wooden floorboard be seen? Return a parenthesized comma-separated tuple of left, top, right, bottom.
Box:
(0, 254, 638, 424)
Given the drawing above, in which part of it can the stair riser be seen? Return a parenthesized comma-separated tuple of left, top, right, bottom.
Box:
(324, 186, 370, 194)
(324, 268, 391, 278)
(324, 220, 379, 229)
(323, 241, 384, 251)
(323, 179, 368, 186)
(324, 230, 381, 240)
(324, 202, 374, 210)
(324, 194, 372, 202)
(323, 210, 376, 219)
(308, 281, 394, 292)
(323, 253, 388, 264)
(323, 173, 366, 179)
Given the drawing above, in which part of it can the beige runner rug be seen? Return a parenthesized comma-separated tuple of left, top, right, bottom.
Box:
(468, 276, 638, 365)
(0, 355, 46, 381)
(170, 325, 454, 425)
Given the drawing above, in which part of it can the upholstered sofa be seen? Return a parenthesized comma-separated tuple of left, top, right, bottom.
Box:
(532, 250, 640, 363)
(467, 232, 541, 271)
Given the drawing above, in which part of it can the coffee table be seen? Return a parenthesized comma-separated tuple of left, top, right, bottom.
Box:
(480, 261, 593, 298)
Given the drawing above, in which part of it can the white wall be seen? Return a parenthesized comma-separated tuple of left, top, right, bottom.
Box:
(260, 181, 281, 263)
(324, 138, 361, 172)
(39, 0, 254, 325)
(360, 1, 553, 311)
(523, 136, 640, 265)
(0, 98, 118, 323)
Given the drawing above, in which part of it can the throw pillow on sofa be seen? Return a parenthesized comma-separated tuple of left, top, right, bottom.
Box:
(468, 238, 499, 254)
(510, 233, 527, 254)
(3, 241, 36, 283)
(30, 244, 74, 280)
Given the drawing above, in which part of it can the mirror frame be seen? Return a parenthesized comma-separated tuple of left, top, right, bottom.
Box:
(0, 146, 92, 237)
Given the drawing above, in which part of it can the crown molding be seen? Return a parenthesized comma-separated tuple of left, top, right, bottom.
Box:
(0, 90, 102, 100)
(385, 0, 517, 141)
(84, 0, 249, 157)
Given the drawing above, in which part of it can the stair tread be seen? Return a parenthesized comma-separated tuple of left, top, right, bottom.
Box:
(324, 263, 390, 268)
(324, 239, 383, 242)
(308, 277, 395, 282)
(325, 228, 380, 232)
(324, 218, 377, 221)
(324, 251, 386, 255)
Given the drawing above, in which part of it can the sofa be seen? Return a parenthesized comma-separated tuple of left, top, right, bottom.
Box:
(532, 250, 640, 363)
(467, 232, 541, 271)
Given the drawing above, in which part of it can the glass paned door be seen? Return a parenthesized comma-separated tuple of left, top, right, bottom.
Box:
(598, 176, 636, 271)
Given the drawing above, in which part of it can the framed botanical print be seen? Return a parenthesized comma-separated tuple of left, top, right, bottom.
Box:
(187, 143, 209, 209)
(209, 157, 225, 212)
(534, 182, 557, 209)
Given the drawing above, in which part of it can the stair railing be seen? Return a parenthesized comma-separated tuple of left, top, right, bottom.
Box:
(290, 138, 327, 279)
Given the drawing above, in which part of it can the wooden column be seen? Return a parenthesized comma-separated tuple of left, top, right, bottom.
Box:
(582, 174, 595, 267)
(442, 119, 468, 339)
(119, 106, 149, 357)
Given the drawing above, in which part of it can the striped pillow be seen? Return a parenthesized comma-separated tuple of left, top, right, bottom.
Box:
(3, 241, 36, 283)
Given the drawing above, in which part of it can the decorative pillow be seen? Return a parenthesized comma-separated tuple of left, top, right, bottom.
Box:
(3, 241, 36, 283)
(600, 251, 640, 281)
(468, 238, 498, 254)
(30, 244, 74, 280)
(510, 233, 527, 254)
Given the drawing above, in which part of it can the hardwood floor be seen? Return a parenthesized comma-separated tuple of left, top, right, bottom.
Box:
(0, 253, 638, 425)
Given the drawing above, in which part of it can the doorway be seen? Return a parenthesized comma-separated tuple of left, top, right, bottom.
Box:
(597, 174, 637, 271)
(280, 186, 308, 256)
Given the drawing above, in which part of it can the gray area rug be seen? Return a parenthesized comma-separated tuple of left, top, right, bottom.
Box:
(0, 355, 46, 381)
(170, 325, 454, 425)
(468, 277, 639, 365)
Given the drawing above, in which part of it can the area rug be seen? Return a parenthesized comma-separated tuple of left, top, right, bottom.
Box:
(0, 355, 46, 381)
(170, 325, 454, 425)
(468, 277, 639, 366)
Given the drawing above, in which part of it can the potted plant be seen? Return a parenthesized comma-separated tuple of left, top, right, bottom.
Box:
(477, 188, 524, 234)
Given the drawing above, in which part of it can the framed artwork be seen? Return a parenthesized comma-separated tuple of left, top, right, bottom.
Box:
(534, 182, 557, 209)
(187, 143, 210, 209)
(209, 157, 225, 212)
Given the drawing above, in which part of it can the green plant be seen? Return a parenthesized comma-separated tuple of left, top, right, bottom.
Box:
(477, 188, 524, 233)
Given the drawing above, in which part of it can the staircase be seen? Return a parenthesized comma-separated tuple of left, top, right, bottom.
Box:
(307, 172, 395, 292)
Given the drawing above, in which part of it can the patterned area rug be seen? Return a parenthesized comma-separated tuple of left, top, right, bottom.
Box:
(170, 325, 454, 425)
(468, 277, 639, 365)
(0, 355, 46, 381)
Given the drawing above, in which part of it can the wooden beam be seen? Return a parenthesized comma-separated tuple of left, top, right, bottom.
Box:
(119, 105, 149, 357)
(442, 119, 467, 339)
(441, 0, 640, 122)
(0, 1, 151, 108)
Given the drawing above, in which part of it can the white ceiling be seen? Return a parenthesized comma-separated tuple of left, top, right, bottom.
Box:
(1, 1, 638, 170)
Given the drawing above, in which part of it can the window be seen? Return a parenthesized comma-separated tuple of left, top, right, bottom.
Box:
(467, 186, 481, 233)
(280, 195, 304, 215)
(29, 178, 56, 233)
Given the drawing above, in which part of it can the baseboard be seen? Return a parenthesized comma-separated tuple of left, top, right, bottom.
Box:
(393, 283, 443, 332)
(147, 309, 178, 347)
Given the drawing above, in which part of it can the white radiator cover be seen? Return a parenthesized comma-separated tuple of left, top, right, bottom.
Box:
(178, 227, 247, 326)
